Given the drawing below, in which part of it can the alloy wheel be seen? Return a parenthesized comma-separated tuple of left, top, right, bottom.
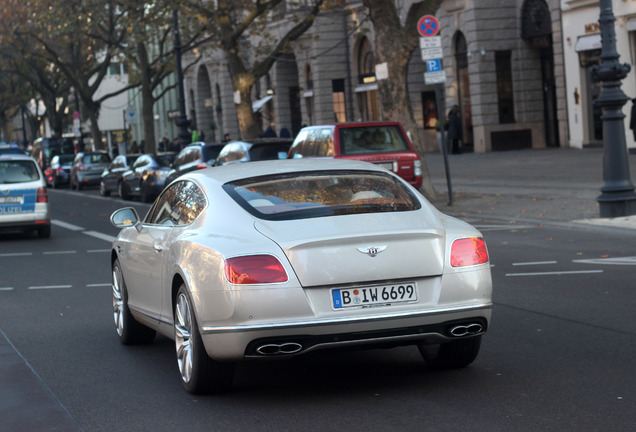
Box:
(175, 292, 193, 383)
(112, 264, 124, 337)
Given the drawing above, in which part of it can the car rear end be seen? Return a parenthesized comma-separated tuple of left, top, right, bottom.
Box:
(0, 155, 50, 237)
(336, 123, 423, 188)
(76, 153, 111, 187)
(190, 166, 490, 360)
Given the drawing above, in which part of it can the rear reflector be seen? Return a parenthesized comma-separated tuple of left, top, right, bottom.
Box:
(450, 238, 489, 267)
(225, 255, 288, 284)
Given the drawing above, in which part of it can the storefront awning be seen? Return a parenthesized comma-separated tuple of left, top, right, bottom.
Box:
(252, 95, 273, 112)
(575, 34, 602, 52)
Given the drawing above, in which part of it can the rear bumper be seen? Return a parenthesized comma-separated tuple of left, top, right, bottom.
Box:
(200, 303, 491, 361)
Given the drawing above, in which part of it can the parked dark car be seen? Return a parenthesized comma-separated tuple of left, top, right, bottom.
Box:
(165, 142, 224, 185)
(100, 154, 140, 198)
(70, 151, 111, 190)
(44, 154, 75, 188)
(120, 153, 176, 202)
(288, 122, 423, 188)
(213, 138, 293, 166)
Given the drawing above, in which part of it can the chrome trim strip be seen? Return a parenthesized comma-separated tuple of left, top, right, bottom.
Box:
(200, 303, 491, 334)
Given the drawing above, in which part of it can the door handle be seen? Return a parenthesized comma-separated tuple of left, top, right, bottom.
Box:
(153, 244, 164, 252)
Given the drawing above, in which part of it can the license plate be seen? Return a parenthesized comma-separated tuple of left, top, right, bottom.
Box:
(332, 283, 417, 309)
(0, 195, 23, 204)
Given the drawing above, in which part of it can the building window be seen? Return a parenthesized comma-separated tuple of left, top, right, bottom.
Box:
(495, 51, 515, 124)
(107, 62, 126, 76)
(332, 79, 346, 123)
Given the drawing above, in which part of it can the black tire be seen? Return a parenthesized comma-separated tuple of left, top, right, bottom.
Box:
(100, 180, 110, 197)
(174, 285, 234, 394)
(37, 225, 51, 239)
(418, 336, 482, 369)
(112, 259, 156, 345)
(118, 181, 130, 200)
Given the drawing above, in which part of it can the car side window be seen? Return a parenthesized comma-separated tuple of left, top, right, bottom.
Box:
(145, 180, 206, 226)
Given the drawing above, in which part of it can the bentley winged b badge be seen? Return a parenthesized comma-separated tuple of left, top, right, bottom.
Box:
(357, 245, 387, 257)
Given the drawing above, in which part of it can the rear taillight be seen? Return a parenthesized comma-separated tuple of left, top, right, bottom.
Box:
(36, 187, 48, 203)
(450, 238, 488, 267)
(224, 255, 288, 284)
(414, 159, 422, 177)
(197, 162, 209, 169)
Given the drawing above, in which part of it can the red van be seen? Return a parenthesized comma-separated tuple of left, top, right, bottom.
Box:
(288, 122, 423, 188)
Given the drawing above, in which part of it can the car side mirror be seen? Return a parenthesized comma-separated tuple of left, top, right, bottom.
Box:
(110, 207, 142, 232)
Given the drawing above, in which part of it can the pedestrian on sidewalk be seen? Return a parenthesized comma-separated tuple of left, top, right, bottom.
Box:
(447, 105, 463, 154)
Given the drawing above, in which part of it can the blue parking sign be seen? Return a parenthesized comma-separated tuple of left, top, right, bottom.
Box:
(426, 59, 441, 72)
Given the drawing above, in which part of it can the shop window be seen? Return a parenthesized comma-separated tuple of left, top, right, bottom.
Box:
(332, 79, 347, 123)
(495, 51, 515, 124)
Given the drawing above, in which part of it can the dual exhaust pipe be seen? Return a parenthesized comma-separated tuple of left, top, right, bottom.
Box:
(449, 323, 483, 337)
(256, 342, 303, 356)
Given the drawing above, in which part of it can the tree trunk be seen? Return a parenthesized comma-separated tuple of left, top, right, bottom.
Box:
(137, 42, 157, 154)
(362, 0, 442, 200)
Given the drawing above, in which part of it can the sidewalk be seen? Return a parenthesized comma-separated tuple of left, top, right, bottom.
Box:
(423, 146, 636, 229)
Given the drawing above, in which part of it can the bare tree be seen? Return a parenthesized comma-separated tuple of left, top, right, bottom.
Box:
(361, 0, 443, 198)
(183, 0, 328, 139)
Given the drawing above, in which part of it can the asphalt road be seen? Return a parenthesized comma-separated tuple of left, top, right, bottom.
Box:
(1, 188, 635, 431)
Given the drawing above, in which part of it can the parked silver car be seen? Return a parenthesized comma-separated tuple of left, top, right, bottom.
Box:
(110, 159, 492, 394)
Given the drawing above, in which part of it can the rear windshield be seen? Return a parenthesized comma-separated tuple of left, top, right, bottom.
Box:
(82, 153, 110, 164)
(224, 170, 421, 221)
(339, 125, 411, 155)
(59, 155, 75, 164)
(0, 160, 41, 184)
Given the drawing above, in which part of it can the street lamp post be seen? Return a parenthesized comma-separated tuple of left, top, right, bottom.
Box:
(173, 8, 191, 150)
(593, 0, 636, 217)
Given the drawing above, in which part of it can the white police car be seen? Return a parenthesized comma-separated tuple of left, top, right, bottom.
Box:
(0, 154, 51, 238)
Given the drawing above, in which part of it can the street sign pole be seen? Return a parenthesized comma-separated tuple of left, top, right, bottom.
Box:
(419, 15, 453, 205)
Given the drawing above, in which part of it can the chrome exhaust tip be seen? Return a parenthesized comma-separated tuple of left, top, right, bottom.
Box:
(256, 342, 303, 356)
(449, 323, 483, 337)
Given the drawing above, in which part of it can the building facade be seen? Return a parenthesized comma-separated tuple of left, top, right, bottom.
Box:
(562, 0, 636, 149)
(182, 0, 569, 154)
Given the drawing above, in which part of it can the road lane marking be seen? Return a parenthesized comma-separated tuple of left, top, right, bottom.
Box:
(0, 287, 14, 291)
(513, 261, 557, 266)
(473, 224, 535, 231)
(83, 230, 116, 243)
(87, 249, 110, 253)
(87, 283, 111, 288)
(51, 219, 116, 243)
(43, 251, 77, 255)
(573, 256, 636, 265)
(505, 270, 603, 277)
(28, 285, 73, 290)
(51, 220, 85, 231)
(0, 252, 32, 257)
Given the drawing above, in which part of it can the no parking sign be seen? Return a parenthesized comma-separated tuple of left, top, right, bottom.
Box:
(417, 15, 439, 37)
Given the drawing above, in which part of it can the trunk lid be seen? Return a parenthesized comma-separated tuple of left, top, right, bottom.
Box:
(254, 211, 445, 287)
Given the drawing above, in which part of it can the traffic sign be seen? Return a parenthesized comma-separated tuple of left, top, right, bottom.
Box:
(417, 15, 439, 37)
(424, 71, 446, 85)
(125, 106, 137, 125)
(426, 59, 442, 73)
(73, 111, 80, 120)
(421, 47, 444, 60)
